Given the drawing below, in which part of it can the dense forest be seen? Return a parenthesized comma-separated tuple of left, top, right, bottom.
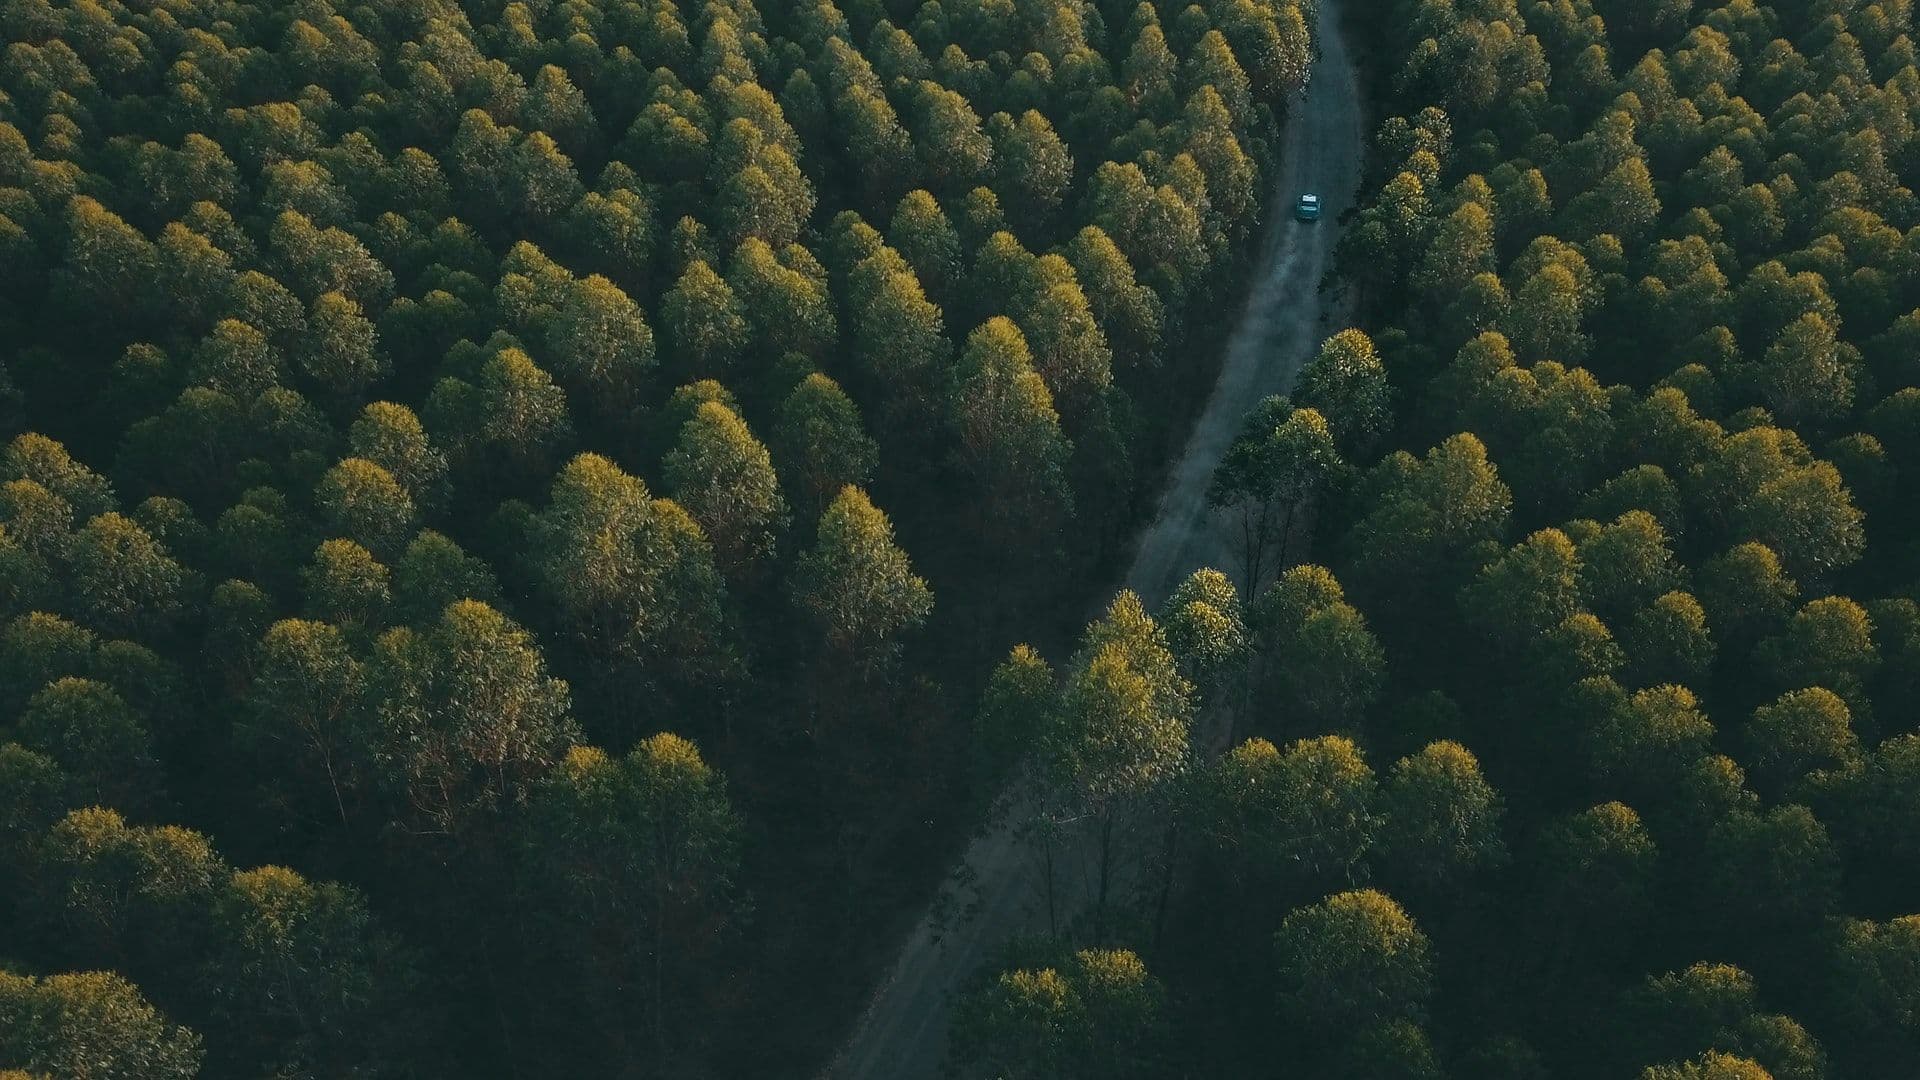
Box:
(7, 0, 1920, 1071)
(941, 0, 1920, 1076)
(0, 0, 1316, 1073)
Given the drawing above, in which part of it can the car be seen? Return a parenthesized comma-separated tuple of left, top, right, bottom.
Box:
(1295, 192, 1322, 222)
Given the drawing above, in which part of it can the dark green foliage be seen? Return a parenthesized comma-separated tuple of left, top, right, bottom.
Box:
(518, 735, 742, 1067)
(33, 0, 1920, 1072)
(792, 486, 932, 661)
(0, 969, 201, 1080)
(1161, 569, 1247, 694)
(368, 600, 578, 832)
(202, 866, 414, 1077)
(973, 644, 1057, 779)
(662, 401, 788, 579)
(948, 947, 1169, 1080)
(1194, 734, 1378, 893)
(1243, 5, 1920, 1072)
(1377, 740, 1508, 897)
(15, 677, 162, 814)
(1273, 889, 1432, 1031)
(1209, 398, 1343, 593)
(772, 373, 877, 519)
(953, 317, 1074, 544)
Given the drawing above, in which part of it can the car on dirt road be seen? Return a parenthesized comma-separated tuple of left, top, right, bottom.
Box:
(1295, 192, 1322, 221)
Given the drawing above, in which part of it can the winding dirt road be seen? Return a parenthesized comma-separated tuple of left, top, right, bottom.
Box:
(826, 6, 1366, 1074)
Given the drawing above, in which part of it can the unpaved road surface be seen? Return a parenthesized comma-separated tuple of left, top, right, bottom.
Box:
(825, 6, 1367, 1074)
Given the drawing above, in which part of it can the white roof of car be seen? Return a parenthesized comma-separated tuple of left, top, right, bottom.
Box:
(1300, 193, 1319, 201)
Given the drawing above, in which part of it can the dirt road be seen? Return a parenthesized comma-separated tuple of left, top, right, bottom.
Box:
(826, 5, 1367, 1073)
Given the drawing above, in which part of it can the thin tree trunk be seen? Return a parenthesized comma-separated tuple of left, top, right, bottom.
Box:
(322, 750, 349, 830)
(1275, 500, 1299, 575)
(1239, 504, 1266, 599)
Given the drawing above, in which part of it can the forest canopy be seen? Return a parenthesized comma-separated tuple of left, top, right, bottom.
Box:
(0, 0, 1310, 1073)
(9, 0, 1920, 1071)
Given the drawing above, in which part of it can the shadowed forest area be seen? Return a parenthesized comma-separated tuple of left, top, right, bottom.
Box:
(0, 0, 1316, 1075)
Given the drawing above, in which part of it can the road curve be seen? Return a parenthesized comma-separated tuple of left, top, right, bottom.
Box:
(825, 6, 1367, 1075)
